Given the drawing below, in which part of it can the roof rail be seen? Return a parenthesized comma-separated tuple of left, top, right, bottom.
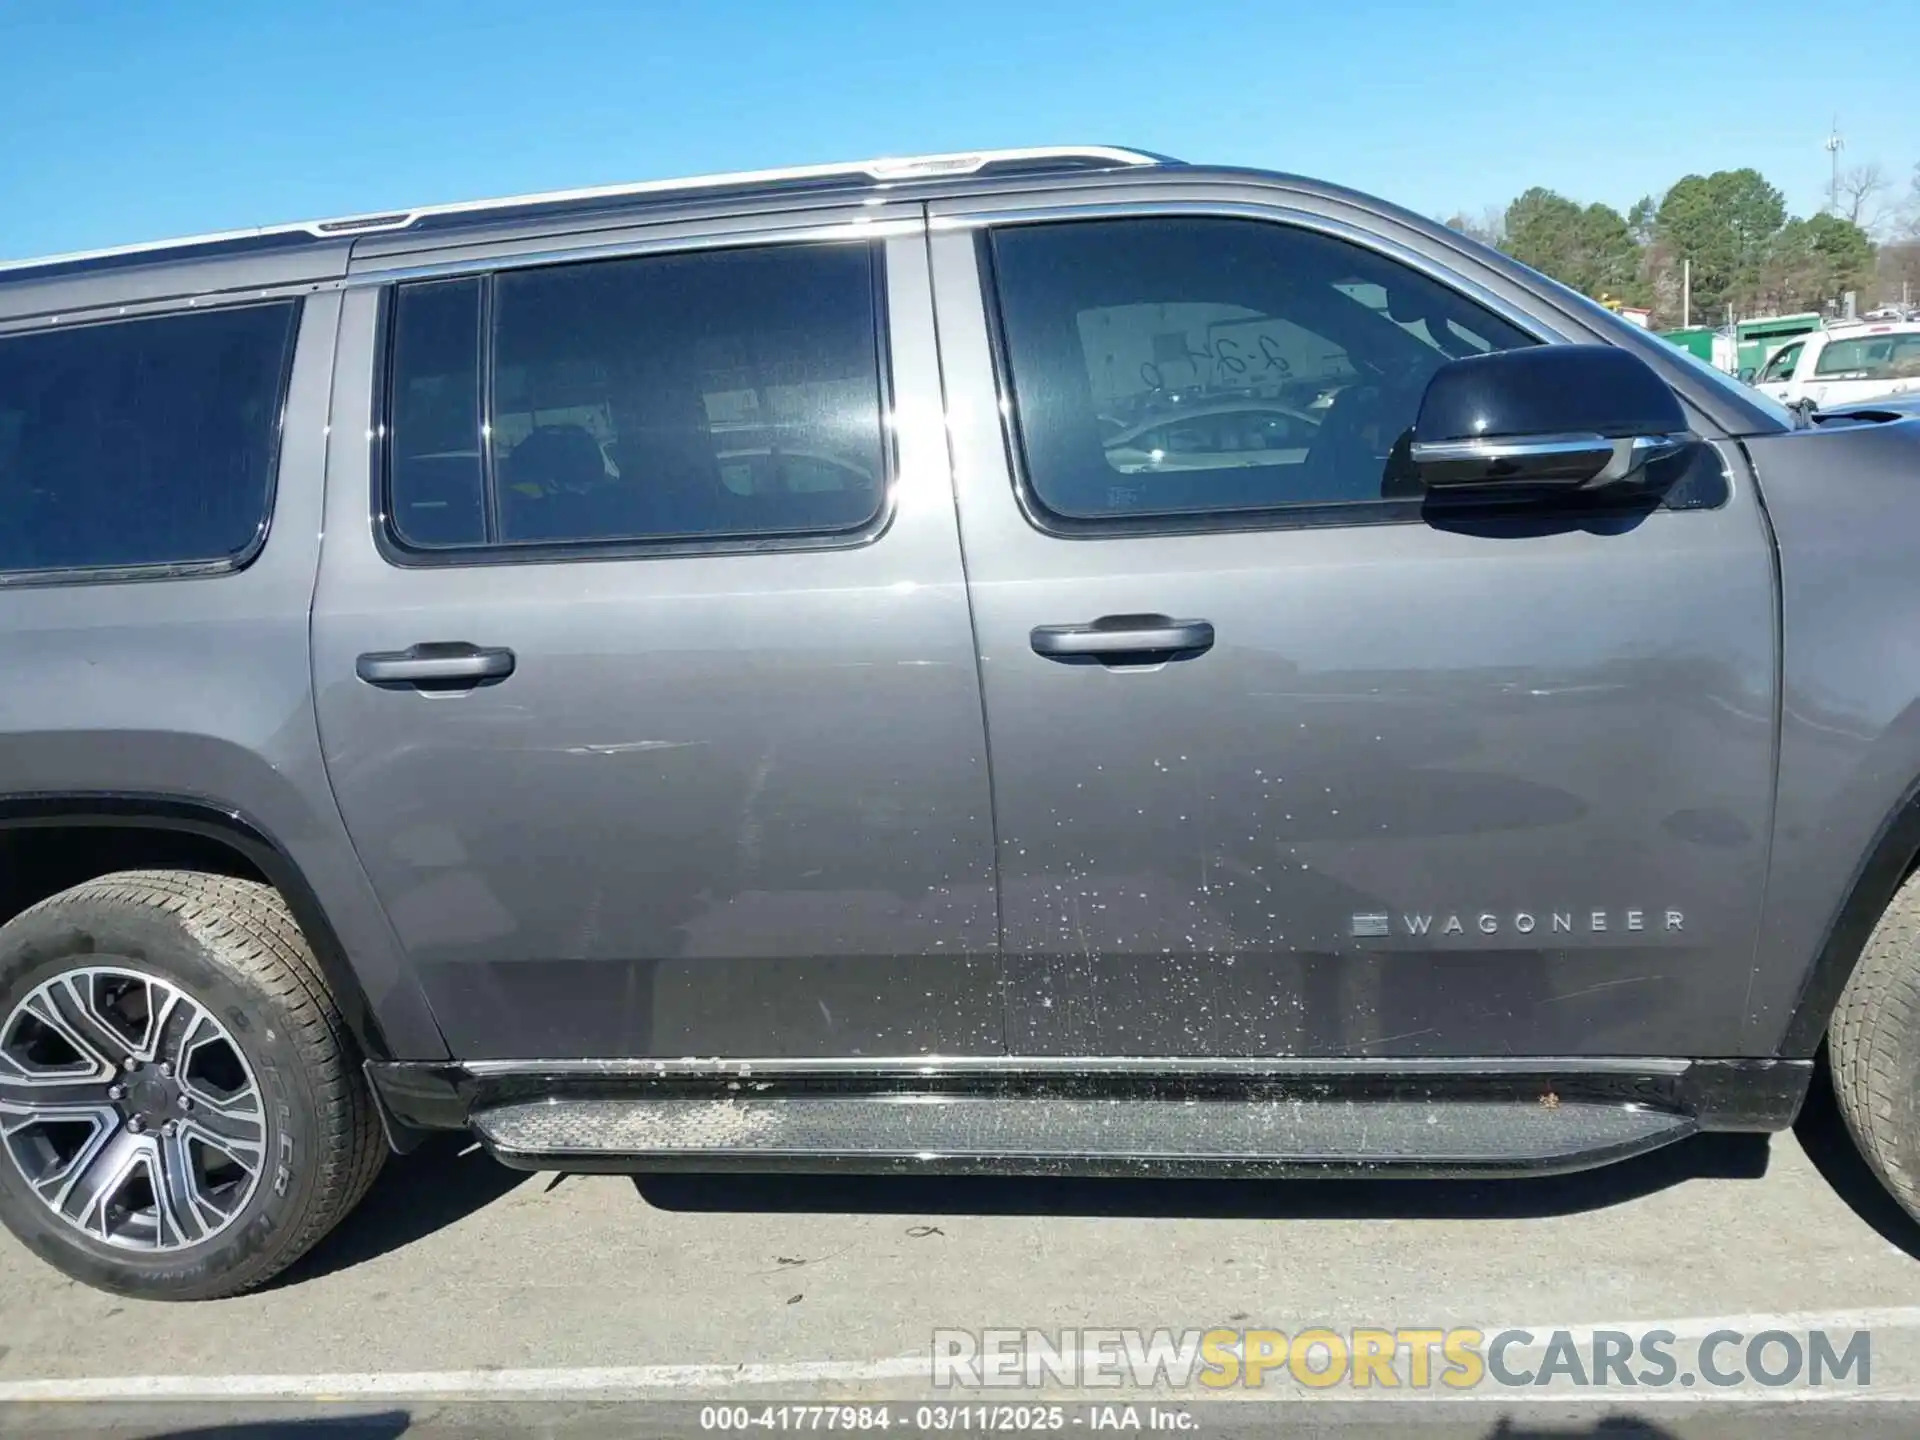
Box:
(1824, 314, 1920, 331)
(0, 146, 1170, 276)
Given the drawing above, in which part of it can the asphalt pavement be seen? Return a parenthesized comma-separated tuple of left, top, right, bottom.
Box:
(4, 1078, 1920, 1438)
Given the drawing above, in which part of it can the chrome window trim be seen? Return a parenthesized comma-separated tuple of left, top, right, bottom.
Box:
(345, 214, 926, 289)
(0, 282, 339, 338)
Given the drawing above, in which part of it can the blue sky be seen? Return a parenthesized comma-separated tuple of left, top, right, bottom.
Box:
(2, 0, 1915, 261)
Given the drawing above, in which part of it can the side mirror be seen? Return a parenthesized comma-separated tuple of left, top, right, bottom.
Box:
(1737, 367, 1757, 383)
(1408, 345, 1693, 492)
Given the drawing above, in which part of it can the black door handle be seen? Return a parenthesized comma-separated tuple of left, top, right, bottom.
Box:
(1030, 615, 1214, 660)
(356, 642, 516, 690)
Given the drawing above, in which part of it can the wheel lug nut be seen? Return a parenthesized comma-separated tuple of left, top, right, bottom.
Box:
(176, 1095, 193, 1111)
(163, 1120, 178, 1137)
(126, 1115, 146, 1134)
(122, 1057, 138, 1073)
(108, 1084, 125, 1101)
(160, 1062, 173, 1078)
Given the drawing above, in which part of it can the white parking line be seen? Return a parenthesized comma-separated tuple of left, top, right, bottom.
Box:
(3, 1307, 1917, 1404)
(0, 1356, 930, 1402)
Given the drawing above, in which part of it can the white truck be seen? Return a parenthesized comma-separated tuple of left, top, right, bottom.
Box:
(1752, 318, 1920, 409)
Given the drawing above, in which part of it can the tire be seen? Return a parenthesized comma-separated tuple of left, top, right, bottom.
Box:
(1830, 868, 1920, 1221)
(0, 870, 385, 1299)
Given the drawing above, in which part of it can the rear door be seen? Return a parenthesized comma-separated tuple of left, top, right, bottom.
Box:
(932, 199, 1779, 1058)
(313, 214, 1001, 1061)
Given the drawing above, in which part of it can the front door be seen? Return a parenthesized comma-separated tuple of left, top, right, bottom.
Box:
(313, 223, 1000, 1061)
(932, 207, 1778, 1058)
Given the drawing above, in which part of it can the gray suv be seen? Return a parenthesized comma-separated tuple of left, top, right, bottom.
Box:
(4, 146, 1920, 1301)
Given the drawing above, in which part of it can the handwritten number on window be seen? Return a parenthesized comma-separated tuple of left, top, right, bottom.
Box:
(1143, 334, 1299, 393)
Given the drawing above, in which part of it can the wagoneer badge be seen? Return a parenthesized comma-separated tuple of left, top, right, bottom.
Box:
(1350, 909, 1684, 939)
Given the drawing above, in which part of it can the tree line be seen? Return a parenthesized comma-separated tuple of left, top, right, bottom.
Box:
(1447, 161, 1920, 330)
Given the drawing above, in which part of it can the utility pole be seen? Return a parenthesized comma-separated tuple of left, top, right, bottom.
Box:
(1825, 117, 1845, 214)
(1682, 257, 1691, 329)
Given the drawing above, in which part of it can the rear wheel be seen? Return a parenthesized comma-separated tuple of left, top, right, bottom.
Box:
(1830, 869, 1920, 1221)
(0, 871, 384, 1299)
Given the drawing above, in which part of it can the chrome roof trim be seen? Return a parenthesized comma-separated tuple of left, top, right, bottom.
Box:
(0, 146, 1167, 276)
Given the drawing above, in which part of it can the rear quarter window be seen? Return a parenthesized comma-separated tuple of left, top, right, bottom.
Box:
(0, 302, 299, 578)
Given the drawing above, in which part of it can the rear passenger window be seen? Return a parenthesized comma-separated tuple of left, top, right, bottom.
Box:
(384, 243, 887, 553)
(0, 302, 298, 576)
(1813, 333, 1920, 381)
(987, 218, 1533, 525)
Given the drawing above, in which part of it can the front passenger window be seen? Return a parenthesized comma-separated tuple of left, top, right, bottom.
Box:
(1758, 342, 1803, 383)
(987, 218, 1535, 524)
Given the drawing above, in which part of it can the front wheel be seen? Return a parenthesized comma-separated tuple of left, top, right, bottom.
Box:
(1830, 868, 1920, 1222)
(0, 871, 384, 1299)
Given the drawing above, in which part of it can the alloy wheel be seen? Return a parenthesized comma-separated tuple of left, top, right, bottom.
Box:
(0, 966, 266, 1251)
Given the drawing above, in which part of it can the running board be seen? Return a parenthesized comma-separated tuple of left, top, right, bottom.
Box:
(470, 1093, 1695, 1178)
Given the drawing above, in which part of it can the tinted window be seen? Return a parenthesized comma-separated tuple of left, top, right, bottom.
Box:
(0, 302, 297, 575)
(988, 218, 1534, 523)
(387, 279, 486, 548)
(385, 243, 886, 552)
(1813, 333, 1920, 380)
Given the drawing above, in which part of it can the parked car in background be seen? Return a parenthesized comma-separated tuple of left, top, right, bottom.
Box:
(1104, 400, 1320, 472)
(1751, 318, 1920, 408)
(7, 145, 1920, 1304)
